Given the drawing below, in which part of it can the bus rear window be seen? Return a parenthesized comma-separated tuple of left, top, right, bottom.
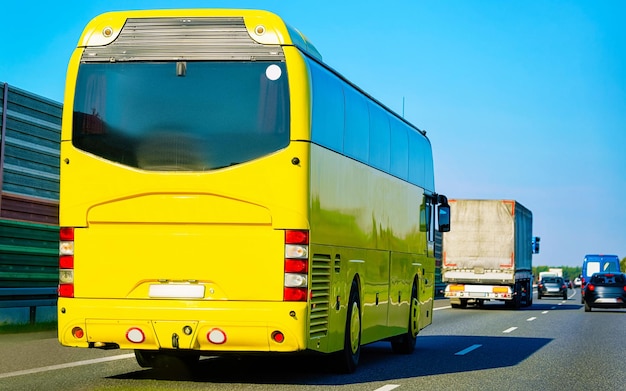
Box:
(72, 61, 290, 171)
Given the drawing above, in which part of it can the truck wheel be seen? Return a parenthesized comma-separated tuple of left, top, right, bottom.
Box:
(459, 299, 468, 309)
(513, 283, 522, 309)
(333, 280, 361, 373)
(525, 281, 533, 307)
(518, 282, 529, 307)
(391, 281, 418, 354)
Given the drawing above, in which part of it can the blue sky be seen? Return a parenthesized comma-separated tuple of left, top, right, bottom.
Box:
(1, 1, 624, 267)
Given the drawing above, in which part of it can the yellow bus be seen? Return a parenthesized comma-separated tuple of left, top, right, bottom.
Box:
(57, 9, 450, 373)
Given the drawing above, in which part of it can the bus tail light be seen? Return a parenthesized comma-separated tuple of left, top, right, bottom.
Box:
(284, 230, 309, 302)
(72, 327, 85, 339)
(59, 227, 75, 298)
(271, 330, 285, 343)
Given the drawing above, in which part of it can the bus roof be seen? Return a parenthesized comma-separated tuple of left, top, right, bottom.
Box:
(78, 9, 322, 61)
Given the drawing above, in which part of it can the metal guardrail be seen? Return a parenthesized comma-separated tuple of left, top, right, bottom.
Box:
(0, 287, 57, 324)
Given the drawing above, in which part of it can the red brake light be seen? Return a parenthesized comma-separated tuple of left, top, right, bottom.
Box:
(59, 227, 75, 298)
(285, 259, 308, 273)
(284, 230, 309, 302)
(60, 227, 74, 241)
(284, 287, 307, 301)
(59, 255, 74, 269)
(271, 330, 285, 343)
(72, 327, 84, 339)
(587, 284, 595, 291)
(285, 230, 309, 245)
(58, 284, 74, 298)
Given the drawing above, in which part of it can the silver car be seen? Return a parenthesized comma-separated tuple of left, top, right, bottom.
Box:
(538, 277, 568, 300)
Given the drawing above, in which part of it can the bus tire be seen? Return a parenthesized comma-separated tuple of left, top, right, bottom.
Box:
(134, 350, 199, 369)
(135, 350, 156, 368)
(333, 280, 361, 373)
(391, 280, 418, 354)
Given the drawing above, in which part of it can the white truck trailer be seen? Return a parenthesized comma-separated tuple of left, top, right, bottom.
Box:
(539, 268, 563, 281)
(442, 199, 539, 309)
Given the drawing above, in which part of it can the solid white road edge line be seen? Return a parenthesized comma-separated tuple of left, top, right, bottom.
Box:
(0, 353, 135, 379)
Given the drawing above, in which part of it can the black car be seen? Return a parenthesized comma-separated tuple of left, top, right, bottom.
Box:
(583, 272, 626, 312)
(537, 277, 568, 300)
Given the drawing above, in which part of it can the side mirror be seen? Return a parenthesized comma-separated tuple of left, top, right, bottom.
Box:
(532, 236, 540, 254)
(438, 204, 450, 232)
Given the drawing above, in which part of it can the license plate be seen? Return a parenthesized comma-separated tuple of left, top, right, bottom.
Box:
(149, 284, 205, 298)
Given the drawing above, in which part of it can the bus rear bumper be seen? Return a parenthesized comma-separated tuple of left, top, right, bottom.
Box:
(58, 298, 308, 353)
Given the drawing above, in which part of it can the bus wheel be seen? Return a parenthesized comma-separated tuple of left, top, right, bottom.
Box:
(135, 350, 156, 368)
(134, 350, 199, 369)
(391, 281, 418, 354)
(333, 281, 361, 373)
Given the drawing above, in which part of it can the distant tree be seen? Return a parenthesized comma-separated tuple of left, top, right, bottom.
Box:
(621, 257, 626, 272)
(533, 265, 582, 280)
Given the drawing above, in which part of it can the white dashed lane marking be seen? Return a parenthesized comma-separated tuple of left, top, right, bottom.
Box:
(374, 385, 400, 391)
